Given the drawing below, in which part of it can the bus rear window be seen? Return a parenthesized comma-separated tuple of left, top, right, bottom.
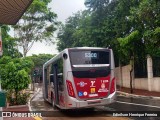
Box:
(70, 50, 110, 66)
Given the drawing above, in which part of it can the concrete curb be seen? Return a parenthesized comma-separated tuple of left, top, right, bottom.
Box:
(6, 104, 28, 109)
(28, 88, 40, 111)
(117, 91, 160, 100)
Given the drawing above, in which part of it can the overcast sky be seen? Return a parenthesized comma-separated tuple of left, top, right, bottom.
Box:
(26, 0, 86, 56)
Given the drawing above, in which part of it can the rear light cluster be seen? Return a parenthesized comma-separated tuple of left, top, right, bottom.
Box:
(66, 80, 75, 98)
(110, 78, 115, 94)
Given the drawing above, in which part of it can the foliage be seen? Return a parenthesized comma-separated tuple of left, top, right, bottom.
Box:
(130, 0, 160, 56)
(85, 0, 109, 11)
(13, 0, 59, 57)
(57, 0, 136, 65)
(0, 25, 22, 58)
(118, 30, 141, 93)
(27, 54, 54, 68)
(118, 30, 140, 57)
(27, 54, 54, 77)
(7, 92, 30, 106)
(144, 27, 160, 56)
(56, 0, 160, 93)
(57, 0, 160, 66)
(57, 8, 92, 51)
(0, 56, 34, 104)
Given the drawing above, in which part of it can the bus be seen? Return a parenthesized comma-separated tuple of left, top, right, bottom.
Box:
(43, 47, 116, 109)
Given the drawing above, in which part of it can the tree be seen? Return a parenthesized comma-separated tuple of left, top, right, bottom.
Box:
(0, 25, 22, 58)
(130, 0, 160, 56)
(118, 30, 141, 93)
(85, 0, 109, 11)
(85, 0, 111, 47)
(0, 56, 34, 105)
(13, 0, 58, 57)
(57, 0, 139, 63)
(127, 0, 160, 78)
(57, 11, 93, 51)
(27, 54, 54, 83)
(57, 0, 160, 78)
(27, 53, 53, 68)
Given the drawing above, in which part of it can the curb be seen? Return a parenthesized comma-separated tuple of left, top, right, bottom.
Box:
(117, 91, 160, 100)
(28, 88, 40, 111)
(6, 104, 28, 109)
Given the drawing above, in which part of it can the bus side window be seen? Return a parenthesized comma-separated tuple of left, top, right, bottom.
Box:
(50, 64, 54, 87)
(47, 65, 51, 85)
(50, 74, 54, 83)
(57, 59, 63, 91)
(44, 68, 48, 86)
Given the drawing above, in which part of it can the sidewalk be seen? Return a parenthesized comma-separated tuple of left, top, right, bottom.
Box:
(117, 86, 160, 99)
(3, 106, 35, 120)
(2, 84, 40, 120)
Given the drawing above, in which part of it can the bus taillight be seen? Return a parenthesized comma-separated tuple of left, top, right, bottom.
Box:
(66, 80, 75, 98)
(110, 78, 115, 94)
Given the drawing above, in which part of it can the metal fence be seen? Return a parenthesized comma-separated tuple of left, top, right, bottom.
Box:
(134, 57, 147, 78)
(153, 57, 160, 77)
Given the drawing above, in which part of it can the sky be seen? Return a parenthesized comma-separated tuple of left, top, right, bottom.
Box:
(25, 0, 86, 56)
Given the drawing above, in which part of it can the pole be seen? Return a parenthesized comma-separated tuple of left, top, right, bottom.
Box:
(0, 27, 3, 120)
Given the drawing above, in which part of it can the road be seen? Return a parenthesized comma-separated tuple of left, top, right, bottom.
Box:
(30, 85, 160, 120)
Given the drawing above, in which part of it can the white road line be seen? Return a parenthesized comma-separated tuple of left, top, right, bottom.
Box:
(116, 101, 160, 109)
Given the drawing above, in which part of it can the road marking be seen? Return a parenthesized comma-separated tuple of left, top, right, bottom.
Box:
(116, 101, 160, 109)
(33, 116, 42, 120)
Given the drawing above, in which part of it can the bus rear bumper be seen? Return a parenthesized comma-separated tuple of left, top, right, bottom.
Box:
(66, 92, 116, 109)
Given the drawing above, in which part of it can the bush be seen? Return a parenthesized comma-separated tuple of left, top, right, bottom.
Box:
(7, 91, 30, 106)
(16, 93, 30, 105)
(0, 56, 34, 106)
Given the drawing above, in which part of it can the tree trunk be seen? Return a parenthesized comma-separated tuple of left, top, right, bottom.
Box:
(15, 89, 18, 105)
(23, 48, 27, 57)
(130, 56, 134, 94)
(23, 42, 28, 57)
(119, 59, 123, 90)
(130, 68, 133, 93)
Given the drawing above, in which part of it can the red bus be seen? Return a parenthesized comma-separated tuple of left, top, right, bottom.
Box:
(43, 47, 116, 109)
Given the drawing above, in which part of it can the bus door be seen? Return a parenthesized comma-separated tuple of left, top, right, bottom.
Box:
(53, 64, 59, 105)
(54, 59, 64, 107)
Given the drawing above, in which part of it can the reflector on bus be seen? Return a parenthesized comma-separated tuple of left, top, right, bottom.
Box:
(66, 80, 75, 98)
